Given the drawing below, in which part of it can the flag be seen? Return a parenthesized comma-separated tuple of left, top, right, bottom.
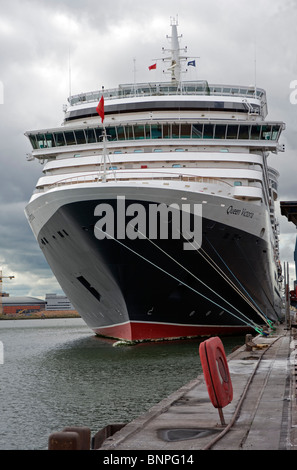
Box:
(96, 96, 104, 123)
(148, 63, 157, 70)
(187, 60, 196, 67)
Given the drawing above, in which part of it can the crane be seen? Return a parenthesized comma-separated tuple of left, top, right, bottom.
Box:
(0, 269, 15, 315)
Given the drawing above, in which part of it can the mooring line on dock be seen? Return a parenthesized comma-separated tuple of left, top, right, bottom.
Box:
(201, 333, 285, 450)
(94, 224, 262, 332)
(203, 236, 273, 327)
(143, 231, 263, 332)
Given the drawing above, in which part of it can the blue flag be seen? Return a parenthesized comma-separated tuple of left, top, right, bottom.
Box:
(187, 60, 196, 67)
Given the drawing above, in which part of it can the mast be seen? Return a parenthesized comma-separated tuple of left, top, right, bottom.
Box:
(168, 17, 182, 82)
(162, 17, 197, 86)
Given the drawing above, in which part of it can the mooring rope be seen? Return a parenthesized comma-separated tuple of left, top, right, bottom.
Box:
(94, 225, 263, 332)
(204, 236, 274, 327)
(133, 226, 263, 332)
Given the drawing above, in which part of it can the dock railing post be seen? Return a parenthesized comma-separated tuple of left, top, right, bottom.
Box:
(284, 262, 291, 330)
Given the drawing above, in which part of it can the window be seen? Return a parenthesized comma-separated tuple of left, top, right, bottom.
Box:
(180, 124, 191, 138)
(163, 124, 171, 139)
(134, 125, 145, 139)
(125, 126, 134, 140)
(271, 125, 280, 141)
(144, 124, 151, 139)
(192, 124, 203, 138)
(54, 132, 66, 147)
(45, 133, 54, 148)
(214, 125, 227, 139)
(36, 133, 46, 148)
(226, 125, 238, 139)
(250, 125, 261, 140)
(29, 135, 37, 149)
(151, 124, 162, 139)
(238, 125, 250, 139)
(74, 130, 86, 145)
(64, 131, 76, 145)
(117, 126, 125, 140)
(172, 124, 180, 139)
(203, 124, 214, 139)
(94, 128, 103, 142)
(107, 127, 117, 141)
(85, 128, 96, 143)
(260, 125, 272, 140)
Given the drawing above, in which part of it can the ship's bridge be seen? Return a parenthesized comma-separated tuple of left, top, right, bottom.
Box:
(64, 81, 267, 123)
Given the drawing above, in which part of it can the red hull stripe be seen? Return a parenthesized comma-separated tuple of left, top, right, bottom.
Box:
(93, 321, 251, 341)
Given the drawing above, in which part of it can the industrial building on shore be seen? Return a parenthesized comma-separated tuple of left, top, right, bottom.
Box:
(0, 293, 75, 315)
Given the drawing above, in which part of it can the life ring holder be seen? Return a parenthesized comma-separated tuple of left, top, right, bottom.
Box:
(199, 336, 233, 425)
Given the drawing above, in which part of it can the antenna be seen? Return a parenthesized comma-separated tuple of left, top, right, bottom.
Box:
(254, 40, 257, 98)
(133, 58, 137, 95)
(69, 45, 72, 97)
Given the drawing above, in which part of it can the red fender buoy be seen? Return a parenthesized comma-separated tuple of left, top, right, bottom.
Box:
(199, 336, 233, 409)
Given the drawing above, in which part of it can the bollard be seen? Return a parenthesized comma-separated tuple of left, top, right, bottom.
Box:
(62, 426, 91, 450)
(245, 334, 254, 351)
(48, 431, 80, 450)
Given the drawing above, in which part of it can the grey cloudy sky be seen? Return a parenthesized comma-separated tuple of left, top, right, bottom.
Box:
(1, 0, 297, 298)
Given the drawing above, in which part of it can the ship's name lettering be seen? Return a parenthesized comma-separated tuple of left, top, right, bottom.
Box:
(227, 206, 254, 219)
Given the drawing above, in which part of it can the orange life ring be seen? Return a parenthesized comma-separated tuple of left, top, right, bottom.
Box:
(199, 336, 233, 409)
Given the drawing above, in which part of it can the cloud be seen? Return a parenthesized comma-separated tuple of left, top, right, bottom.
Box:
(1, 0, 297, 298)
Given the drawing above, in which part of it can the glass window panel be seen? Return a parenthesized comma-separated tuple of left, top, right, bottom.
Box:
(192, 124, 203, 138)
(134, 125, 145, 139)
(238, 125, 250, 139)
(163, 124, 171, 139)
(172, 123, 180, 138)
(94, 128, 103, 141)
(36, 133, 46, 148)
(117, 126, 125, 140)
(226, 125, 238, 139)
(271, 125, 280, 141)
(44, 133, 54, 147)
(29, 135, 38, 149)
(74, 130, 86, 145)
(250, 125, 261, 140)
(180, 124, 191, 138)
(85, 128, 96, 143)
(107, 127, 117, 141)
(203, 124, 214, 138)
(64, 131, 76, 145)
(54, 132, 66, 147)
(260, 125, 272, 140)
(214, 125, 227, 139)
(144, 124, 151, 139)
(151, 124, 162, 139)
(125, 126, 134, 140)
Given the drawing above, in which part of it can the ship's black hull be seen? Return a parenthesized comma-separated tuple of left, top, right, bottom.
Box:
(36, 196, 283, 341)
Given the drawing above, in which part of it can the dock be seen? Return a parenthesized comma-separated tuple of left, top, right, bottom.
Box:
(48, 324, 297, 451)
(97, 324, 295, 451)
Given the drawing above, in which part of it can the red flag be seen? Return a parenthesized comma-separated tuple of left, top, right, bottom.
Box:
(148, 63, 157, 70)
(96, 96, 104, 123)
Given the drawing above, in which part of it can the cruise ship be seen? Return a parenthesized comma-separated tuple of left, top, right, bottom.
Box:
(25, 20, 285, 341)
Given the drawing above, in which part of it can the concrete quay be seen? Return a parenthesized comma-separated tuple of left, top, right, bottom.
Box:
(98, 325, 297, 451)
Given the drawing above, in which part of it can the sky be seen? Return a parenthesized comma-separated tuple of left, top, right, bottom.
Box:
(0, 0, 297, 299)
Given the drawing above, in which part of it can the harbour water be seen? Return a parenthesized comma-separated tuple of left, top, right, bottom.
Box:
(0, 318, 245, 450)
